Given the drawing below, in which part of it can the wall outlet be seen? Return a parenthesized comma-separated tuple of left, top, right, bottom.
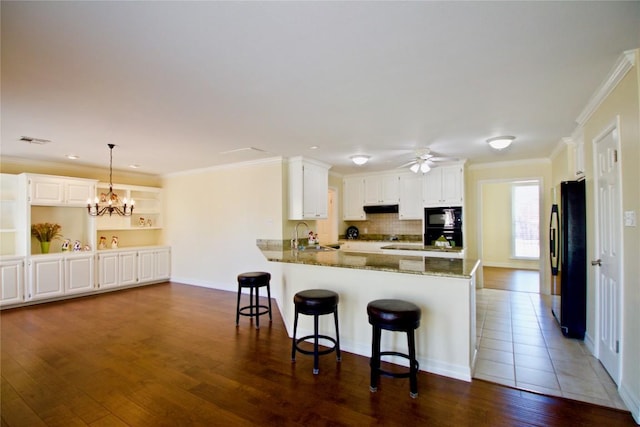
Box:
(624, 211, 636, 227)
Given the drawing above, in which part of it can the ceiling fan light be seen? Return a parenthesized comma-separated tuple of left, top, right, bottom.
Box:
(420, 163, 431, 173)
(350, 155, 370, 166)
(487, 136, 515, 150)
(409, 163, 420, 173)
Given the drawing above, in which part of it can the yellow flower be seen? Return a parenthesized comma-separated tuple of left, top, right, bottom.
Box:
(31, 223, 62, 242)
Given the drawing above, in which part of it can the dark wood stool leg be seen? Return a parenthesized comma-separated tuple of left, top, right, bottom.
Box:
(370, 325, 381, 392)
(407, 328, 418, 398)
(254, 286, 260, 329)
(313, 314, 320, 374)
(291, 309, 299, 361)
(235, 285, 242, 326)
(333, 309, 342, 362)
(266, 283, 273, 321)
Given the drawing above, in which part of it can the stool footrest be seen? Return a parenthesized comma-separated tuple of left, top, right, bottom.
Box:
(238, 305, 270, 317)
(294, 335, 338, 356)
(374, 351, 419, 379)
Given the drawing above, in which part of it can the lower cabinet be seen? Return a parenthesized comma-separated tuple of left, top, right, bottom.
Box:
(98, 246, 170, 290)
(29, 253, 95, 301)
(1, 258, 25, 306)
(138, 248, 171, 283)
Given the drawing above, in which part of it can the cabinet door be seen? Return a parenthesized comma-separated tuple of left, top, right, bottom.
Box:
(363, 176, 382, 205)
(440, 166, 463, 205)
(30, 257, 64, 300)
(65, 254, 94, 294)
(380, 175, 400, 204)
(138, 250, 155, 283)
(1, 259, 24, 305)
(98, 252, 119, 288)
(343, 178, 366, 220)
(119, 251, 138, 286)
(30, 178, 64, 205)
(302, 164, 328, 219)
(155, 248, 171, 280)
(399, 175, 423, 220)
(65, 181, 95, 206)
(422, 169, 444, 206)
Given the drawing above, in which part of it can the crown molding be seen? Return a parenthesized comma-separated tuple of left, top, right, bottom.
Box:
(467, 158, 550, 171)
(550, 137, 574, 161)
(576, 49, 638, 126)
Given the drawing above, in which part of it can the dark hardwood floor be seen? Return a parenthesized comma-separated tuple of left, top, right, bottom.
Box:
(1, 282, 635, 426)
(483, 266, 540, 293)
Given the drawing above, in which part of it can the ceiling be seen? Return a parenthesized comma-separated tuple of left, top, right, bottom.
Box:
(2, 1, 639, 176)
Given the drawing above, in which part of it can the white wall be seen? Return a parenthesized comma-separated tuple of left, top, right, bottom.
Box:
(162, 158, 284, 292)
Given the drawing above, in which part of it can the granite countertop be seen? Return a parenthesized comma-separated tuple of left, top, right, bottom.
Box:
(257, 242, 479, 279)
(379, 244, 464, 253)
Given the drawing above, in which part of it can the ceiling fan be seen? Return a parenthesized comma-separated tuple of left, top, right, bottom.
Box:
(398, 148, 456, 174)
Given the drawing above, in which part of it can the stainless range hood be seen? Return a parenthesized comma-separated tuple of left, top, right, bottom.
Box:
(363, 204, 399, 214)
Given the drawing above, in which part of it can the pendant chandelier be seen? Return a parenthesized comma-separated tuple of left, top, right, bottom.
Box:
(87, 144, 134, 216)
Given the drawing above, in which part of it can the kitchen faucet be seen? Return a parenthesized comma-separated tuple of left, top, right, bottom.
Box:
(292, 221, 309, 249)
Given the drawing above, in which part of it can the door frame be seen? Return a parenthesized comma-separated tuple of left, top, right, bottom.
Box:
(590, 116, 624, 384)
(476, 176, 546, 294)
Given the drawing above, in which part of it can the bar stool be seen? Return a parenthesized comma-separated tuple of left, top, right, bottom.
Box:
(291, 289, 341, 374)
(367, 299, 421, 398)
(236, 272, 272, 329)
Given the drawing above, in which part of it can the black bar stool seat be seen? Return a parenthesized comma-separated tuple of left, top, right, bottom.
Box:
(367, 299, 421, 398)
(291, 289, 341, 374)
(236, 272, 272, 329)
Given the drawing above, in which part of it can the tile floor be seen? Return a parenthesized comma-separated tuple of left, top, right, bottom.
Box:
(474, 288, 627, 410)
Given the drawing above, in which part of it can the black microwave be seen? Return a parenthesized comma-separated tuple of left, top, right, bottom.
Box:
(424, 207, 462, 229)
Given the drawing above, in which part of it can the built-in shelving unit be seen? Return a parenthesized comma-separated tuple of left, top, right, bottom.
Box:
(0, 174, 20, 256)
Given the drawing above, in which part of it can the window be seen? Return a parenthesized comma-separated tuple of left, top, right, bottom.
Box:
(512, 182, 539, 259)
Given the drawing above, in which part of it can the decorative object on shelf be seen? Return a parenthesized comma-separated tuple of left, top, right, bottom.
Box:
(73, 240, 82, 251)
(111, 236, 119, 249)
(87, 144, 135, 216)
(146, 218, 152, 227)
(98, 236, 107, 249)
(83, 245, 91, 251)
(31, 222, 62, 254)
(139, 217, 145, 226)
(61, 239, 70, 252)
(486, 135, 515, 150)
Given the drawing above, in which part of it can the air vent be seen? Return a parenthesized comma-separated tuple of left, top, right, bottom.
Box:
(20, 136, 52, 145)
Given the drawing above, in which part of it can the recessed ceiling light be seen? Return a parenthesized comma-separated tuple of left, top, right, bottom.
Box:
(128, 164, 141, 169)
(309, 146, 319, 150)
(350, 155, 370, 166)
(486, 136, 516, 150)
(66, 154, 80, 160)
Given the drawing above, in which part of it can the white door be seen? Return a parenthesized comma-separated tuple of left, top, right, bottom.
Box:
(593, 123, 621, 383)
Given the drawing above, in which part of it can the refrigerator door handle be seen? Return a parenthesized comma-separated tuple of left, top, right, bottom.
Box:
(591, 259, 602, 266)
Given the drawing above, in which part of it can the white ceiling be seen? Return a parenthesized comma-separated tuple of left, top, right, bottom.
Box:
(2, 1, 639, 176)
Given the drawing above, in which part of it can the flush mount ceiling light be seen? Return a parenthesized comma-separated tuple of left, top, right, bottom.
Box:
(487, 136, 516, 150)
(87, 144, 134, 217)
(66, 154, 80, 160)
(350, 155, 370, 166)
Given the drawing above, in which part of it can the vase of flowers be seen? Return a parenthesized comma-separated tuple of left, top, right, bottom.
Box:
(31, 222, 62, 254)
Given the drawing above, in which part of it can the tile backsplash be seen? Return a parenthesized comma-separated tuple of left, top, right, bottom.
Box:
(345, 213, 422, 237)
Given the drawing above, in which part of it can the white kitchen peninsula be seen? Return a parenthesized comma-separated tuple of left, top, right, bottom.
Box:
(259, 243, 480, 382)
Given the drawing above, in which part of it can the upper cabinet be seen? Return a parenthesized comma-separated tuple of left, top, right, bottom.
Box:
(363, 174, 400, 205)
(27, 174, 96, 206)
(398, 174, 423, 219)
(343, 177, 366, 220)
(289, 157, 331, 220)
(422, 164, 464, 207)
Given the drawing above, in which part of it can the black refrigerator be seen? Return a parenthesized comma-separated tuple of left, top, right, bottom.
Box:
(550, 180, 586, 339)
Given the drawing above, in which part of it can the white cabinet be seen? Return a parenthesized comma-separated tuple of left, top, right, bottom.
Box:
(1, 258, 25, 306)
(399, 174, 423, 220)
(97, 250, 137, 289)
(28, 253, 95, 301)
(28, 175, 96, 206)
(29, 256, 64, 300)
(1, 174, 26, 257)
(64, 253, 95, 295)
(343, 177, 366, 220)
(422, 165, 464, 207)
(289, 157, 331, 220)
(364, 174, 400, 205)
(138, 247, 171, 283)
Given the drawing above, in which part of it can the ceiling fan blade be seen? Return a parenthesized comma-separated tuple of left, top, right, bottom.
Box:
(397, 160, 417, 168)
